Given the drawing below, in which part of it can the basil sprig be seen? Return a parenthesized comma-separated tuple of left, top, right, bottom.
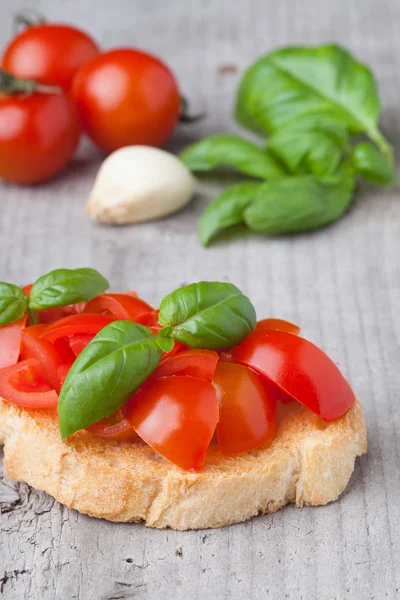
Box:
(0, 283, 29, 325)
(30, 268, 109, 310)
(58, 322, 162, 438)
(158, 282, 256, 348)
(180, 44, 396, 247)
(236, 44, 391, 157)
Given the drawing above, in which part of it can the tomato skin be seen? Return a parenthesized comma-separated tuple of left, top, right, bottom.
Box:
(0, 316, 26, 368)
(151, 348, 219, 381)
(57, 363, 72, 387)
(2, 24, 99, 90)
(213, 362, 276, 455)
(72, 48, 180, 152)
(68, 333, 95, 357)
(0, 358, 58, 408)
(0, 92, 81, 184)
(20, 324, 74, 392)
(84, 293, 152, 321)
(41, 314, 115, 343)
(234, 329, 355, 421)
(86, 405, 137, 441)
(255, 318, 300, 335)
(128, 376, 219, 471)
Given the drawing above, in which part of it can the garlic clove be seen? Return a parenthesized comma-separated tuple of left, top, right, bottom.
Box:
(86, 146, 197, 225)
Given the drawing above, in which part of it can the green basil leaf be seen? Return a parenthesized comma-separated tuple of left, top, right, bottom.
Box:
(235, 44, 391, 158)
(30, 268, 109, 310)
(353, 142, 396, 184)
(199, 182, 261, 246)
(156, 327, 175, 352)
(267, 124, 348, 176)
(158, 282, 256, 348)
(58, 321, 162, 438)
(0, 283, 29, 325)
(244, 172, 355, 234)
(180, 134, 286, 179)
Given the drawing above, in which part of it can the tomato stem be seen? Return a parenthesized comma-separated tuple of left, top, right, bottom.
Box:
(180, 96, 206, 123)
(0, 70, 61, 96)
(14, 10, 47, 32)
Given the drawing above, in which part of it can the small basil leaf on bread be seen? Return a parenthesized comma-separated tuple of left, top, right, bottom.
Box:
(58, 321, 162, 438)
(29, 267, 109, 310)
(158, 281, 256, 348)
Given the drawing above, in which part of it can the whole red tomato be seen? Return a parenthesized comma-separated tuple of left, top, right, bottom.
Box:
(0, 84, 81, 184)
(72, 48, 181, 152)
(2, 23, 99, 90)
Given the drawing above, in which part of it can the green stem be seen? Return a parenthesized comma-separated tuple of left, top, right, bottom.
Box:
(0, 70, 61, 96)
(368, 127, 393, 165)
(180, 96, 206, 123)
(14, 10, 46, 32)
(27, 309, 40, 326)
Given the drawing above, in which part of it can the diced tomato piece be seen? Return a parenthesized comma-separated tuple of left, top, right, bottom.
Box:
(255, 318, 300, 335)
(217, 347, 236, 363)
(212, 362, 276, 455)
(21, 284, 33, 296)
(128, 376, 219, 471)
(0, 316, 26, 368)
(84, 293, 152, 321)
(135, 309, 159, 328)
(123, 290, 138, 297)
(41, 314, 115, 343)
(57, 363, 72, 387)
(20, 324, 74, 392)
(86, 405, 137, 441)
(234, 329, 355, 420)
(0, 358, 58, 408)
(68, 333, 95, 357)
(150, 348, 219, 381)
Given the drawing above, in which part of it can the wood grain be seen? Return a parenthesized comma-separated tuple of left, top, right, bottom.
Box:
(0, 0, 399, 598)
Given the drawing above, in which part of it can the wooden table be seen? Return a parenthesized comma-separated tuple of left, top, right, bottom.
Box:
(1, 0, 399, 598)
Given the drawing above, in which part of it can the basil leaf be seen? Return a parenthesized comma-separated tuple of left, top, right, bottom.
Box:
(267, 124, 348, 176)
(30, 268, 109, 310)
(58, 321, 162, 438)
(199, 182, 261, 246)
(0, 283, 28, 325)
(156, 327, 175, 352)
(180, 134, 286, 180)
(244, 172, 355, 234)
(235, 44, 391, 158)
(353, 142, 396, 184)
(158, 282, 256, 348)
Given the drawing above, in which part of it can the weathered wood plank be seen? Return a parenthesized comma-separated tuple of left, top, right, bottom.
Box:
(0, 0, 399, 598)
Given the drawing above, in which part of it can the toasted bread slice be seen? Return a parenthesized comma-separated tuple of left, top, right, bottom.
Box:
(0, 398, 366, 530)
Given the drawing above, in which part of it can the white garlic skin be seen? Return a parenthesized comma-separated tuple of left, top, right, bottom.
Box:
(86, 146, 197, 224)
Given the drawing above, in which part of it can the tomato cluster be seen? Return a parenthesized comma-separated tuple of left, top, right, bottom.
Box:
(0, 18, 181, 183)
(0, 289, 356, 471)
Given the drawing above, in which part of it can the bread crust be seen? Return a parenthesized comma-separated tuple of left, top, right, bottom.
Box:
(0, 398, 367, 530)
